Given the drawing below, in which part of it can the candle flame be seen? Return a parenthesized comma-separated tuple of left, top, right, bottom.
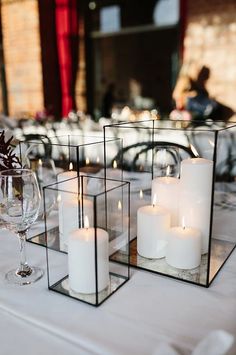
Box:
(129, 113, 136, 122)
(85, 157, 90, 165)
(152, 194, 157, 207)
(118, 200, 122, 210)
(69, 162, 73, 171)
(209, 139, 215, 148)
(96, 156, 100, 164)
(166, 165, 170, 176)
(84, 215, 89, 229)
(190, 144, 199, 157)
(113, 160, 117, 169)
(182, 216, 186, 230)
(38, 158, 42, 166)
(139, 189, 143, 199)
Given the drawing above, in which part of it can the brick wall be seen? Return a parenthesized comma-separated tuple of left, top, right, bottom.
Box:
(183, 0, 236, 113)
(75, 16, 87, 113)
(1, 0, 43, 117)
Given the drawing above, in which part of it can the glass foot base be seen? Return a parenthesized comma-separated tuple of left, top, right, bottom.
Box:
(5, 266, 44, 285)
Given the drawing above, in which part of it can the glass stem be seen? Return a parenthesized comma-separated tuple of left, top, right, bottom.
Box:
(17, 231, 31, 276)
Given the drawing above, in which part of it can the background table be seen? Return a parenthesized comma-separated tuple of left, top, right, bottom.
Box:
(0, 229, 235, 355)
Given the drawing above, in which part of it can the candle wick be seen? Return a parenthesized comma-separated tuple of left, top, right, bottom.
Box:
(183, 226, 185, 230)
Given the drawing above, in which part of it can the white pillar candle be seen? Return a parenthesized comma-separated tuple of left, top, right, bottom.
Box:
(152, 176, 180, 226)
(130, 189, 148, 239)
(137, 197, 170, 258)
(179, 158, 213, 254)
(60, 197, 93, 251)
(68, 218, 109, 294)
(166, 226, 201, 269)
(57, 166, 88, 251)
(134, 189, 147, 210)
(57, 165, 88, 198)
(57, 169, 78, 251)
(38, 158, 43, 181)
(57, 169, 78, 195)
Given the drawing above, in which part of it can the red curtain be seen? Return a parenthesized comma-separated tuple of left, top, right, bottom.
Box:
(55, 0, 78, 117)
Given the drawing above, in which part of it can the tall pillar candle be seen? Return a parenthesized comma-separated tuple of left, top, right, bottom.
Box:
(57, 169, 87, 251)
(57, 169, 78, 194)
(68, 219, 109, 294)
(130, 189, 148, 239)
(57, 169, 78, 250)
(166, 225, 201, 269)
(60, 197, 93, 251)
(57, 170, 88, 200)
(151, 176, 180, 226)
(179, 158, 213, 254)
(137, 199, 170, 258)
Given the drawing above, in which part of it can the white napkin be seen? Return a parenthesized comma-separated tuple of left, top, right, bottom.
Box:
(192, 330, 234, 355)
(152, 331, 234, 355)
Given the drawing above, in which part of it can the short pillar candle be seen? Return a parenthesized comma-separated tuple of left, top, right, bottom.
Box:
(137, 196, 170, 259)
(68, 216, 109, 294)
(166, 224, 201, 270)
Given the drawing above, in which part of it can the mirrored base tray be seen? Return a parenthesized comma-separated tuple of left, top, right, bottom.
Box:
(27, 226, 122, 251)
(27, 227, 60, 251)
(110, 238, 235, 287)
(49, 273, 128, 307)
(28, 229, 235, 287)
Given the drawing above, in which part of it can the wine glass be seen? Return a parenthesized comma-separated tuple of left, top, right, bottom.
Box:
(0, 169, 44, 285)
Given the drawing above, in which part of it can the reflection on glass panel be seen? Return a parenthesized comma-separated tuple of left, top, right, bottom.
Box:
(87, 0, 180, 118)
(100, 6, 121, 33)
(153, 0, 180, 26)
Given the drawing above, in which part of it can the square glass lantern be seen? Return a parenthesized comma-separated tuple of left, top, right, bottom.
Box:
(18, 134, 122, 245)
(43, 175, 130, 306)
(104, 119, 236, 287)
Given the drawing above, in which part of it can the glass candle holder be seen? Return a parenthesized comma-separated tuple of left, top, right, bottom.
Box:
(18, 134, 122, 246)
(44, 175, 130, 306)
(104, 119, 236, 287)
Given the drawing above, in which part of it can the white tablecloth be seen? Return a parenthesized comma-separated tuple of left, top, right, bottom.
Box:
(0, 229, 235, 355)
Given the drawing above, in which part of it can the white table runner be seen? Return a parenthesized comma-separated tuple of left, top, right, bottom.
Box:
(0, 228, 235, 355)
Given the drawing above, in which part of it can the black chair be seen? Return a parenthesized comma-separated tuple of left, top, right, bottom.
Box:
(112, 141, 197, 172)
(21, 134, 53, 159)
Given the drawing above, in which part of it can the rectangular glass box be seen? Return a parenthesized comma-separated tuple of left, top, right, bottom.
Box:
(104, 119, 236, 287)
(18, 134, 122, 245)
(19, 134, 122, 177)
(43, 175, 130, 306)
